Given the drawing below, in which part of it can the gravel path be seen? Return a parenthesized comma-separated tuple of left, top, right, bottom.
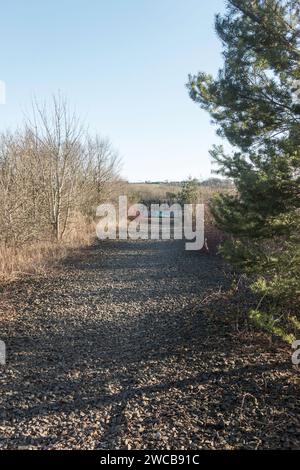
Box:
(0, 239, 299, 449)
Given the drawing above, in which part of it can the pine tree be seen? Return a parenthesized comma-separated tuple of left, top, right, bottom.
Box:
(187, 0, 300, 340)
(178, 177, 200, 204)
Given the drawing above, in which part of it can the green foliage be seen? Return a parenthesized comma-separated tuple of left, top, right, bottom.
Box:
(187, 0, 300, 340)
(178, 177, 200, 204)
(249, 309, 297, 344)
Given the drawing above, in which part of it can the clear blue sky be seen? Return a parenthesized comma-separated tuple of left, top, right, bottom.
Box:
(0, 0, 226, 182)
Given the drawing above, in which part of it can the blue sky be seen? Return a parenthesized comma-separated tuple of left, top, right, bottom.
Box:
(0, 0, 226, 181)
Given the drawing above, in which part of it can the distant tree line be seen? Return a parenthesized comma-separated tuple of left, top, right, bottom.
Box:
(137, 178, 233, 188)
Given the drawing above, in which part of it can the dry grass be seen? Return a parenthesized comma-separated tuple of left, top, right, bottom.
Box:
(0, 216, 95, 284)
(198, 188, 231, 254)
(201, 203, 226, 254)
(128, 182, 233, 204)
(127, 183, 180, 204)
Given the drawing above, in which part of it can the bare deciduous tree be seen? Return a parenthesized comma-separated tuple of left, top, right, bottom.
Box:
(0, 94, 121, 252)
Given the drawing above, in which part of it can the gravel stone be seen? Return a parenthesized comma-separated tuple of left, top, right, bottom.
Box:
(0, 239, 299, 449)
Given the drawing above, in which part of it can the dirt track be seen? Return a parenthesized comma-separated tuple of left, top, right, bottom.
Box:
(0, 239, 299, 449)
